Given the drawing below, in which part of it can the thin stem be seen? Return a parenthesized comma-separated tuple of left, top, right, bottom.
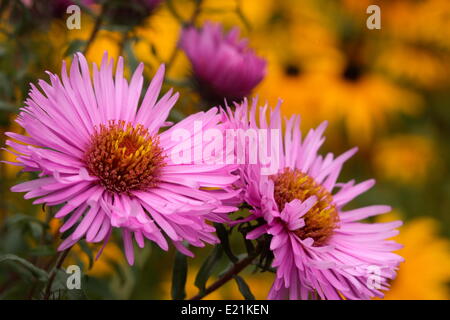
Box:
(188, 0, 203, 26)
(165, 0, 203, 74)
(189, 242, 263, 300)
(118, 31, 130, 57)
(166, 0, 185, 24)
(83, 4, 108, 55)
(27, 206, 55, 299)
(42, 248, 72, 300)
(235, 0, 251, 31)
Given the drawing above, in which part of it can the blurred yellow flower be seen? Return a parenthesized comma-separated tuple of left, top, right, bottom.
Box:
(375, 43, 450, 89)
(253, 0, 422, 146)
(373, 135, 436, 185)
(381, 215, 450, 300)
(258, 65, 421, 146)
(198, 0, 275, 29)
(381, 0, 450, 51)
(344, 0, 450, 89)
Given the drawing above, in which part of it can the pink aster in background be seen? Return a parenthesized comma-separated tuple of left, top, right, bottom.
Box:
(180, 22, 266, 104)
(3, 52, 238, 265)
(223, 99, 404, 300)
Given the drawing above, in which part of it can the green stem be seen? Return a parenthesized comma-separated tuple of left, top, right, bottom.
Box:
(189, 242, 263, 300)
(83, 4, 108, 55)
(165, 0, 203, 74)
(118, 31, 130, 57)
(42, 248, 72, 300)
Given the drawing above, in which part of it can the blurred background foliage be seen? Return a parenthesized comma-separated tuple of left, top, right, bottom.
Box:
(0, 0, 449, 300)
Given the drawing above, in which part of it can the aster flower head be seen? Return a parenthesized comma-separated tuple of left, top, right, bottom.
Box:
(223, 99, 404, 300)
(180, 22, 266, 104)
(4, 52, 238, 265)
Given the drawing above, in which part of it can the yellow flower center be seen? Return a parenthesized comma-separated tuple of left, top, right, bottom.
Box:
(84, 120, 166, 194)
(271, 168, 339, 246)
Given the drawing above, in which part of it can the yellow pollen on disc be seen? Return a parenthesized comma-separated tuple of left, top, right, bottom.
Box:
(84, 120, 166, 194)
(271, 168, 339, 246)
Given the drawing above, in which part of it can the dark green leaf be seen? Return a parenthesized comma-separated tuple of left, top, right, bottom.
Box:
(194, 245, 223, 293)
(66, 287, 88, 300)
(0, 254, 49, 282)
(28, 221, 44, 239)
(5, 213, 47, 240)
(233, 275, 255, 300)
(107, 257, 127, 285)
(5, 213, 45, 226)
(214, 223, 238, 263)
(51, 269, 88, 300)
(0, 100, 15, 112)
(171, 251, 188, 300)
(243, 236, 255, 255)
(29, 245, 56, 257)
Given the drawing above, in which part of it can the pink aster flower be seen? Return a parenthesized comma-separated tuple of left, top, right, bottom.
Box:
(223, 99, 404, 300)
(4, 52, 238, 265)
(180, 22, 266, 104)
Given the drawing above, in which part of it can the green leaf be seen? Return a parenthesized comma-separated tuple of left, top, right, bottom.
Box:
(0, 254, 49, 282)
(45, 269, 69, 300)
(0, 72, 13, 97)
(28, 220, 44, 239)
(5, 213, 45, 226)
(0, 100, 15, 112)
(50, 269, 88, 300)
(194, 245, 223, 293)
(29, 245, 56, 257)
(217, 253, 246, 278)
(214, 223, 238, 263)
(243, 236, 255, 256)
(66, 286, 88, 300)
(233, 275, 255, 300)
(5, 213, 46, 240)
(107, 257, 127, 285)
(171, 251, 188, 300)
